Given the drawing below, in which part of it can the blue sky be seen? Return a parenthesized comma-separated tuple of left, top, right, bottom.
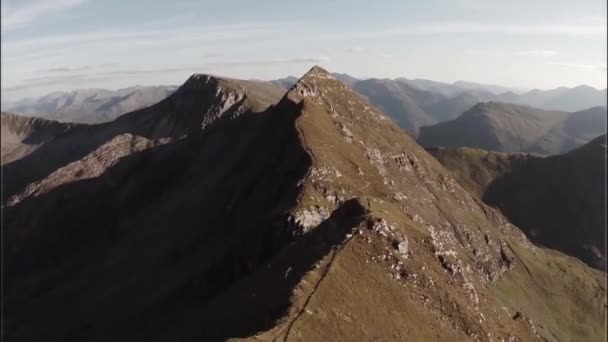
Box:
(1, 0, 606, 101)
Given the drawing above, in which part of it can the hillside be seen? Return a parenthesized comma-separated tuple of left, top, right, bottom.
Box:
(428, 135, 607, 269)
(418, 102, 574, 153)
(2, 85, 178, 124)
(529, 106, 607, 154)
(1, 112, 81, 165)
(2, 67, 606, 341)
(352, 78, 439, 134)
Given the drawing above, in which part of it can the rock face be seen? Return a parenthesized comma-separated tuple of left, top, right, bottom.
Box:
(428, 135, 607, 269)
(2, 66, 606, 342)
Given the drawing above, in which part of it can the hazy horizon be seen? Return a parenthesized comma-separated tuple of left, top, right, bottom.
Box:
(1, 0, 607, 102)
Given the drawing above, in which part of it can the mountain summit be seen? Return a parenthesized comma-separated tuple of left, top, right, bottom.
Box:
(3, 66, 606, 341)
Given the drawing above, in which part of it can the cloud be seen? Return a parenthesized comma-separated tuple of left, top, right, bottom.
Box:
(1, 0, 88, 31)
(550, 62, 607, 71)
(206, 56, 331, 67)
(513, 50, 558, 57)
(321, 21, 607, 40)
(42, 66, 93, 73)
(346, 47, 364, 53)
(1, 23, 286, 62)
(381, 53, 394, 59)
(463, 49, 501, 56)
(3, 56, 332, 94)
(464, 49, 559, 57)
(39, 63, 118, 73)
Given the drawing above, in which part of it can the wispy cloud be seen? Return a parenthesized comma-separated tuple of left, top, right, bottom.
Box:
(1, 23, 287, 62)
(204, 56, 331, 68)
(463, 49, 501, 56)
(550, 62, 607, 71)
(1, 0, 88, 31)
(346, 47, 364, 53)
(513, 50, 558, 57)
(2, 56, 332, 94)
(38, 63, 118, 73)
(42, 66, 93, 73)
(322, 21, 607, 40)
(464, 49, 559, 57)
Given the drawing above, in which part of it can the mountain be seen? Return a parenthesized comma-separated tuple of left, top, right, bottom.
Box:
(271, 76, 300, 90)
(453, 80, 523, 95)
(272, 73, 359, 91)
(1, 75, 284, 201)
(1, 112, 81, 165)
(418, 102, 570, 153)
(428, 134, 607, 269)
(422, 90, 497, 122)
(498, 85, 607, 112)
(395, 77, 462, 96)
(2, 85, 178, 124)
(331, 72, 360, 85)
(352, 78, 440, 134)
(528, 106, 607, 153)
(3, 66, 605, 341)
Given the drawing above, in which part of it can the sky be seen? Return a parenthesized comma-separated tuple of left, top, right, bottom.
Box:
(1, 0, 607, 101)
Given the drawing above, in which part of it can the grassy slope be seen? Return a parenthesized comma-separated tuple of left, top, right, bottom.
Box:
(429, 135, 607, 269)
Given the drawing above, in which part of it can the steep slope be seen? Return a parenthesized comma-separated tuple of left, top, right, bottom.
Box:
(418, 102, 569, 152)
(3, 67, 606, 342)
(1, 112, 81, 164)
(428, 135, 607, 269)
(3, 85, 178, 124)
(529, 106, 607, 154)
(1, 75, 284, 201)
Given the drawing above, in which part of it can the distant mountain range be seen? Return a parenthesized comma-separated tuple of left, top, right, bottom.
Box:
(428, 134, 607, 269)
(2, 85, 178, 124)
(5, 74, 604, 137)
(418, 102, 606, 154)
(274, 74, 607, 135)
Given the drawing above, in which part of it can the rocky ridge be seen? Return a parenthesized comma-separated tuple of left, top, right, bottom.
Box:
(2, 66, 606, 341)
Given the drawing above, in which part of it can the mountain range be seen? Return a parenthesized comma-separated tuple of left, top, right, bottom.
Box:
(2, 66, 606, 341)
(2, 85, 178, 124)
(274, 74, 607, 135)
(4, 74, 606, 136)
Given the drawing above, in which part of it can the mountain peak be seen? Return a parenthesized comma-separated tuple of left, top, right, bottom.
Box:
(304, 64, 332, 77)
(282, 65, 351, 105)
(180, 73, 226, 91)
